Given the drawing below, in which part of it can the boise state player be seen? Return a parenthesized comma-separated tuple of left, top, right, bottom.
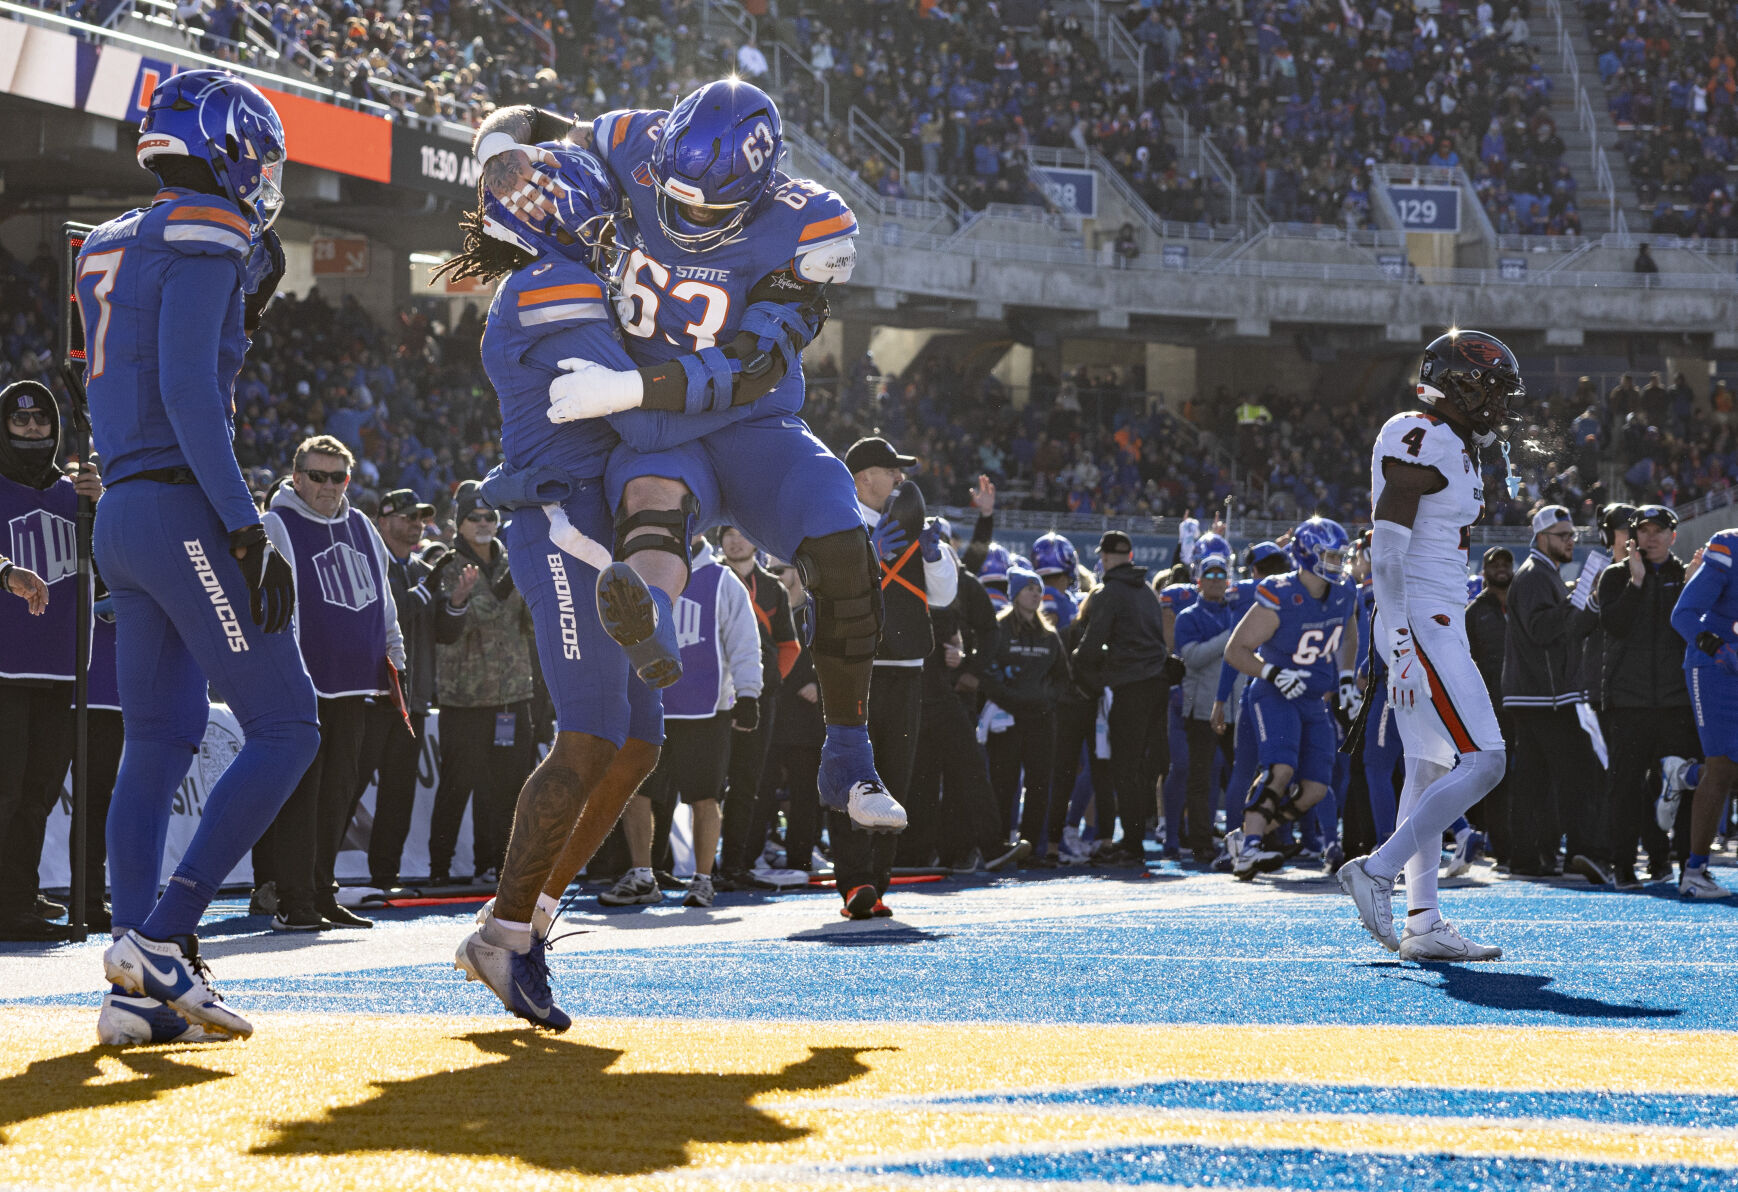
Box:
(77, 71, 316, 1043)
(1219, 519, 1357, 879)
(1670, 527, 1738, 899)
(472, 81, 904, 838)
(434, 144, 675, 1029)
(1031, 532, 1080, 628)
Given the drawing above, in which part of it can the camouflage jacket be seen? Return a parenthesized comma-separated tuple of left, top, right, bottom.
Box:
(435, 536, 534, 708)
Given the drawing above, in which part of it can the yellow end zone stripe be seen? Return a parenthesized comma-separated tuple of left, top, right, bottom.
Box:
(3, 1013, 1735, 1192)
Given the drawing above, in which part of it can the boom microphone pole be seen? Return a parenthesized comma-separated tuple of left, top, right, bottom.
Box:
(59, 222, 95, 943)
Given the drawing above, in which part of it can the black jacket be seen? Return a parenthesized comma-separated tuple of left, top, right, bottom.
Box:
(1597, 553, 1691, 709)
(980, 610, 1071, 716)
(925, 566, 995, 702)
(1072, 563, 1168, 689)
(1501, 548, 1599, 709)
(1464, 587, 1507, 708)
(386, 542, 467, 714)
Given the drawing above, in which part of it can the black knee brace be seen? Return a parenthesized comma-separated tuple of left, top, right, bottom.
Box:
(1274, 785, 1306, 823)
(795, 528, 882, 663)
(1245, 776, 1286, 824)
(614, 493, 699, 572)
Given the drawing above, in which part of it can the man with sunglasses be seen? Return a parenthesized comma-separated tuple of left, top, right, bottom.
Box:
(355, 488, 475, 895)
(1596, 505, 1701, 891)
(255, 435, 406, 930)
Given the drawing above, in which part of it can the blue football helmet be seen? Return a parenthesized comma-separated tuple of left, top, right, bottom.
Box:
(1194, 531, 1230, 568)
(1011, 553, 1034, 575)
(137, 70, 286, 239)
(1289, 517, 1352, 582)
(978, 542, 1011, 587)
(650, 79, 783, 252)
(482, 142, 620, 265)
(1031, 531, 1079, 577)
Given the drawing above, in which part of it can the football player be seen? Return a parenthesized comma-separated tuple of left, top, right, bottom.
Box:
(470, 80, 905, 840)
(1218, 518, 1358, 879)
(77, 71, 315, 1044)
(433, 143, 676, 1030)
(1669, 526, 1738, 899)
(1339, 331, 1519, 960)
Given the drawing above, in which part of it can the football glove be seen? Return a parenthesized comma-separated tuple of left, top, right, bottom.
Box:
(1387, 626, 1427, 709)
(229, 523, 294, 633)
(870, 513, 910, 562)
(1698, 630, 1738, 678)
(919, 519, 945, 563)
(243, 230, 285, 334)
(1338, 670, 1364, 718)
(1262, 664, 1310, 700)
(731, 696, 759, 733)
(548, 356, 645, 421)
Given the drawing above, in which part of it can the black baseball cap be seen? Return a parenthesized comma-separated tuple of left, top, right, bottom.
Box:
(379, 488, 434, 517)
(1631, 504, 1679, 530)
(1099, 530, 1134, 555)
(844, 437, 917, 473)
(1481, 546, 1513, 564)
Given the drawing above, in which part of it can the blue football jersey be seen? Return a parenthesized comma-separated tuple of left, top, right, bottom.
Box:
(589, 108, 857, 450)
(1675, 529, 1738, 670)
(76, 188, 258, 533)
(1160, 582, 1197, 615)
(482, 257, 634, 479)
(1042, 583, 1078, 628)
(1252, 570, 1357, 695)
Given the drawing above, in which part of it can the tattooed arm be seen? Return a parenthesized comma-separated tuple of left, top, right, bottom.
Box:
(473, 105, 591, 210)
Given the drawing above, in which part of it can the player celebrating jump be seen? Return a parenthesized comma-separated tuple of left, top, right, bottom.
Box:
(1219, 518, 1357, 879)
(471, 81, 906, 839)
(1339, 331, 1519, 960)
(77, 71, 317, 1043)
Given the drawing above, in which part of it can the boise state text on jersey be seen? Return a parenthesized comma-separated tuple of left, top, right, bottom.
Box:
(1253, 571, 1357, 695)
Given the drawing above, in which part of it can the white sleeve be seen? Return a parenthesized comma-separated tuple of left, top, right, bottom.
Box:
(717, 569, 763, 704)
(925, 541, 960, 607)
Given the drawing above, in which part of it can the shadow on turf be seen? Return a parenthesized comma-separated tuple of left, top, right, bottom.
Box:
(786, 923, 951, 946)
(253, 1030, 884, 1174)
(1379, 964, 1682, 1020)
(0, 1044, 234, 1138)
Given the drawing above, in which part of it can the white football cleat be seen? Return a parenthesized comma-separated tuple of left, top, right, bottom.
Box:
(1657, 756, 1691, 834)
(1399, 917, 1502, 962)
(1442, 830, 1486, 879)
(97, 991, 229, 1047)
(1337, 857, 1398, 952)
(1680, 866, 1732, 901)
(102, 930, 252, 1040)
(846, 782, 908, 832)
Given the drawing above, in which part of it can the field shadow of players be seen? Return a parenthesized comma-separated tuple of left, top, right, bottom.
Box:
(0, 1044, 234, 1140)
(255, 1030, 883, 1175)
(1381, 964, 1681, 1020)
(786, 923, 951, 947)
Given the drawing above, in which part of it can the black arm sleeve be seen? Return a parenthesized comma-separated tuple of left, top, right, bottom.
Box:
(638, 329, 794, 413)
(962, 513, 995, 573)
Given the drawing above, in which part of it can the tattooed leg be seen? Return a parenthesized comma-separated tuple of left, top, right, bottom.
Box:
(493, 731, 618, 924)
(540, 738, 661, 900)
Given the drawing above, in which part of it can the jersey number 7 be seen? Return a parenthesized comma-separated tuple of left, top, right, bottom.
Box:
(617, 248, 731, 350)
(76, 249, 126, 379)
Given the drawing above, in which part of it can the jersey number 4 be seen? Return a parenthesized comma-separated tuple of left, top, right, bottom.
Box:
(1400, 426, 1427, 457)
(1292, 624, 1343, 666)
(617, 248, 731, 350)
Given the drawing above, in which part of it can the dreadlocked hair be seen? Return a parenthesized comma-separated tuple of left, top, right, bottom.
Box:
(432, 187, 535, 286)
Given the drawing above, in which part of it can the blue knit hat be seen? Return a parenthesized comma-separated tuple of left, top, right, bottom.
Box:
(1006, 564, 1042, 604)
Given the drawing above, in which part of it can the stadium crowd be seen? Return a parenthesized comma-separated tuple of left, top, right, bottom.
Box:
(1585, 0, 1738, 236)
(41, 0, 1593, 232)
(4, 208, 1738, 937)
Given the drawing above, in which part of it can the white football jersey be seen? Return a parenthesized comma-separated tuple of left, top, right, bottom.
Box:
(1370, 411, 1485, 613)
